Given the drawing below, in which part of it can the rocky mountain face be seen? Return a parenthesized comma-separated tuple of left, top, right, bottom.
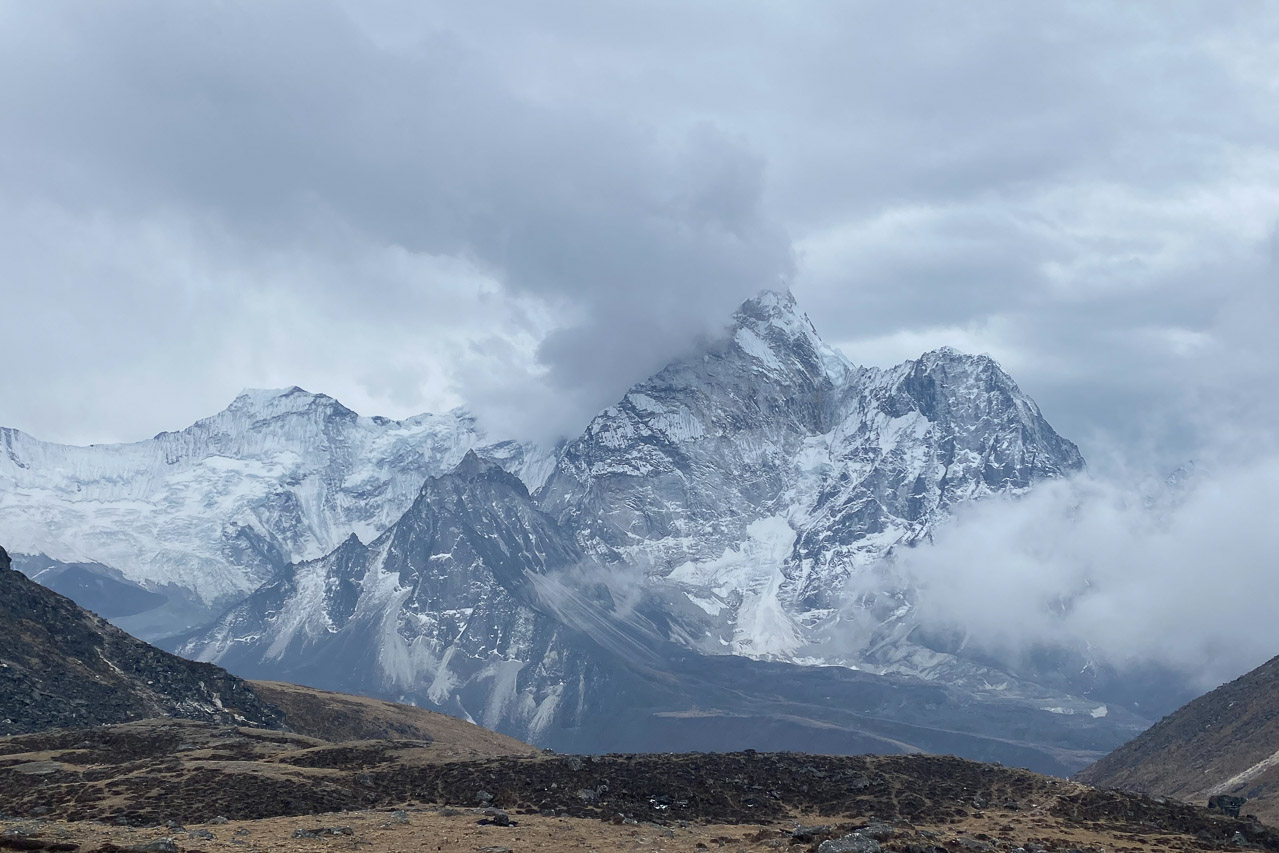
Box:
(3, 290, 1160, 771)
(178, 452, 1135, 776)
(0, 544, 286, 735)
(182, 452, 603, 740)
(171, 292, 1152, 773)
(1078, 653, 1279, 824)
(539, 290, 1084, 670)
(0, 388, 552, 638)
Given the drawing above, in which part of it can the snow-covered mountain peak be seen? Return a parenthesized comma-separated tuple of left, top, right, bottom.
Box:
(217, 385, 349, 421)
(442, 449, 531, 496)
(729, 289, 853, 385)
(231, 385, 329, 409)
(0, 389, 553, 628)
(732, 288, 802, 329)
(910, 346, 1013, 385)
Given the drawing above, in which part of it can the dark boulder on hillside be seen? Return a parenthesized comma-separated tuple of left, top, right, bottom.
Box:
(1209, 795, 1247, 817)
(0, 545, 286, 734)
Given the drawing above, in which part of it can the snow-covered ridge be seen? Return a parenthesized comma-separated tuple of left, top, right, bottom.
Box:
(5, 289, 1097, 736)
(0, 386, 552, 611)
(539, 289, 1084, 671)
(176, 296, 1138, 764)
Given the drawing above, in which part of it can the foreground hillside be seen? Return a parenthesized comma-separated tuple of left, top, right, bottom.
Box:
(0, 720, 1272, 853)
(247, 680, 538, 757)
(0, 547, 285, 734)
(1079, 653, 1279, 824)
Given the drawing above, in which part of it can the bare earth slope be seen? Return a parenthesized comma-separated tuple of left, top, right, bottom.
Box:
(248, 680, 538, 758)
(1078, 653, 1279, 824)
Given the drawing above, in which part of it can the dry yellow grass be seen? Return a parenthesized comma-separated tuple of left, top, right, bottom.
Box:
(248, 681, 539, 760)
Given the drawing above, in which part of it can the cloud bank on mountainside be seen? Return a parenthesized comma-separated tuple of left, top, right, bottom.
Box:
(878, 455, 1279, 691)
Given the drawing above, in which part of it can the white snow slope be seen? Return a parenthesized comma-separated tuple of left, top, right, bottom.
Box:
(0, 387, 552, 606)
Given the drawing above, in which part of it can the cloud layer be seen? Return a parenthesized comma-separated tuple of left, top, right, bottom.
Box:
(2, 1, 1275, 459)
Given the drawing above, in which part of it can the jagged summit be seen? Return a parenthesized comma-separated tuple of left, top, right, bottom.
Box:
(222, 385, 349, 417)
(732, 288, 803, 330)
(451, 448, 510, 479)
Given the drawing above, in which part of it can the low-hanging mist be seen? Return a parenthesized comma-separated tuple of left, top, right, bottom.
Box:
(879, 458, 1279, 692)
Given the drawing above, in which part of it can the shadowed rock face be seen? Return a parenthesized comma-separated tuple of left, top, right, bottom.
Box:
(0, 550, 287, 734)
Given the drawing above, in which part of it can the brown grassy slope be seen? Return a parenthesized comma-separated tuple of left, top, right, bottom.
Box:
(1077, 653, 1279, 823)
(248, 680, 539, 759)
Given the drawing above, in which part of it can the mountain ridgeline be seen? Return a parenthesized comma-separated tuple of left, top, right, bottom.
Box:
(3, 292, 1141, 772)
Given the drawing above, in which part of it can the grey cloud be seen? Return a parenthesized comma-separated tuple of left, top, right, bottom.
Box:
(886, 456, 1279, 690)
(0, 1, 791, 441)
(0, 0, 1276, 465)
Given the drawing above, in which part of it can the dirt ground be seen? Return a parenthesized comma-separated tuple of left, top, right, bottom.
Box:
(0, 801, 1266, 853)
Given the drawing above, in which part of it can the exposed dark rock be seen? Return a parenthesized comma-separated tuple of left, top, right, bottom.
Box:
(0, 552, 287, 735)
(1212, 795, 1249, 817)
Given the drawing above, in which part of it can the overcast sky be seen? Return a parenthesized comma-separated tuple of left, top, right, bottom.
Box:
(2, 1, 1277, 472)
